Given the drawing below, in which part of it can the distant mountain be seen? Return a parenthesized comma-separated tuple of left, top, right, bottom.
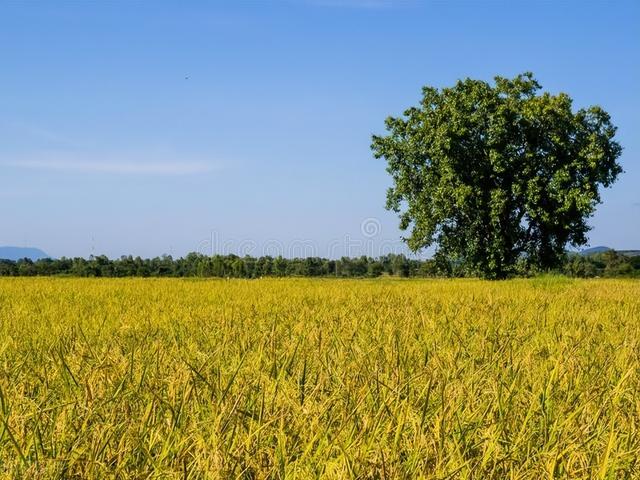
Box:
(579, 246, 612, 256)
(577, 246, 640, 257)
(0, 246, 50, 261)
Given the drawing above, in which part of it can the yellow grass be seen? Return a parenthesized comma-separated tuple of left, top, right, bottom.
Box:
(0, 277, 639, 478)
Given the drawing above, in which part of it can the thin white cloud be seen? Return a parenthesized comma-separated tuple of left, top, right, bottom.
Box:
(3, 157, 218, 175)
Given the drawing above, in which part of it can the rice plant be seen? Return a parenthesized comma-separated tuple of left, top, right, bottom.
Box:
(0, 277, 638, 478)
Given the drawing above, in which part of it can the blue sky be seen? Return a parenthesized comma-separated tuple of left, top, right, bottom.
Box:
(1, 0, 638, 259)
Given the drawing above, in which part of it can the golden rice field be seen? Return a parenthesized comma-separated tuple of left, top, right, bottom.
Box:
(0, 277, 639, 479)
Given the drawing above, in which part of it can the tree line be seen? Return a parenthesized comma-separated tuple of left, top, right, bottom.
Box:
(1, 251, 638, 278)
(0, 253, 433, 278)
(564, 250, 640, 278)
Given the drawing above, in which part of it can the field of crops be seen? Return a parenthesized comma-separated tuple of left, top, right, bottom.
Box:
(0, 277, 639, 478)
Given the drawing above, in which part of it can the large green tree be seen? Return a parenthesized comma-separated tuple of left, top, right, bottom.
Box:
(372, 73, 622, 279)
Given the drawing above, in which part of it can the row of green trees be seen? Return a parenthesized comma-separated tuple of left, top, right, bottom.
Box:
(564, 251, 640, 278)
(1, 251, 638, 278)
(0, 253, 436, 278)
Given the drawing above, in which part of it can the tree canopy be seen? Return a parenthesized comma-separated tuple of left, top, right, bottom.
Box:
(371, 73, 623, 279)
